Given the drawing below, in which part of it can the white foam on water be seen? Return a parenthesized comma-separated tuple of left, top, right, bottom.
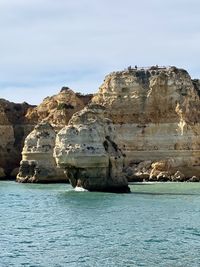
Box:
(74, 186, 88, 192)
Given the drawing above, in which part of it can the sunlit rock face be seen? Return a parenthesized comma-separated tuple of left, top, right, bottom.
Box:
(0, 88, 92, 180)
(54, 104, 130, 192)
(0, 99, 34, 178)
(11, 66, 200, 184)
(17, 122, 65, 183)
(92, 66, 200, 180)
(26, 87, 93, 130)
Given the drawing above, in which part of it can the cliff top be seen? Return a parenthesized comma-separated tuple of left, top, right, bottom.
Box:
(25, 87, 93, 127)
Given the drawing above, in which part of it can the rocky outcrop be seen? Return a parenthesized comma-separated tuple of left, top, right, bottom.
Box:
(0, 88, 92, 181)
(17, 122, 65, 183)
(54, 104, 130, 192)
(16, 88, 92, 183)
(12, 66, 200, 187)
(0, 99, 35, 178)
(92, 66, 200, 181)
(26, 87, 92, 130)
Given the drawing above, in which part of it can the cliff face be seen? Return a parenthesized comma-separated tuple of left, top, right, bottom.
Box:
(0, 88, 92, 180)
(12, 66, 200, 187)
(92, 67, 200, 181)
(16, 88, 93, 182)
(26, 87, 92, 130)
(0, 99, 35, 178)
(17, 122, 65, 183)
(54, 104, 129, 192)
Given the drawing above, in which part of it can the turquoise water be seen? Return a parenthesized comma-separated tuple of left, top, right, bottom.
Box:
(0, 182, 200, 267)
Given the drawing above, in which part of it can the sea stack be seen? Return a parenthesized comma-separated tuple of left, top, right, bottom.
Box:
(54, 104, 130, 193)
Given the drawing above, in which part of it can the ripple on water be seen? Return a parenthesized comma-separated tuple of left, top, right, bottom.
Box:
(0, 181, 200, 267)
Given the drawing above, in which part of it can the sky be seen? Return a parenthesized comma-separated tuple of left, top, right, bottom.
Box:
(0, 0, 200, 104)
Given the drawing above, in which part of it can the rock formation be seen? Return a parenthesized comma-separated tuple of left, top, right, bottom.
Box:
(0, 99, 35, 178)
(0, 88, 92, 181)
(5, 66, 200, 188)
(92, 66, 200, 181)
(54, 104, 130, 192)
(17, 122, 65, 183)
(26, 87, 92, 130)
(16, 88, 92, 183)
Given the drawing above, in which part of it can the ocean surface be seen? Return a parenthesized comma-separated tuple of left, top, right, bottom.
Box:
(0, 181, 200, 267)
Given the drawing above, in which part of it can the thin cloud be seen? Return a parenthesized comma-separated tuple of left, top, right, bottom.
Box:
(0, 0, 200, 104)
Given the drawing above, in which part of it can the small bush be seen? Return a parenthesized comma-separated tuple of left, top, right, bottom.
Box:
(57, 103, 74, 110)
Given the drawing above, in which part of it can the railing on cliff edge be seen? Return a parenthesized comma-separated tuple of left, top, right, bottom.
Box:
(125, 65, 173, 71)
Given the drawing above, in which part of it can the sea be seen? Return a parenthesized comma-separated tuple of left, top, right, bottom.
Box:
(0, 181, 200, 267)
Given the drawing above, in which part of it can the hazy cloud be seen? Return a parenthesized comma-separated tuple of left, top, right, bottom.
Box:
(0, 0, 200, 104)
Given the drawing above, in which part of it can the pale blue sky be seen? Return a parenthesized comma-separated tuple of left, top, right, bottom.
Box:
(0, 0, 200, 104)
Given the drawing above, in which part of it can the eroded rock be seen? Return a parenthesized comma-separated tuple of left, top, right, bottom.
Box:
(172, 171, 185, 182)
(54, 104, 130, 192)
(0, 99, 35, 177)
(17, 122, 65, 183)
(124, 160, 152, 182)
(11, 66, 200, 185)
(0, 88, 91, 181)
(92, 66, 200, 180)
(26, 87, 92, 130)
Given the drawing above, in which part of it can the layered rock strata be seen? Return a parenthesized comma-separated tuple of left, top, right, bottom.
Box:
(92, 66, 200, 181)
(16, 66, 200, 187)
(0, 88, 91, 181)
(26, 87, 92, 130)
(17, 88, 92, 183)
(0, 99, 34, 178)
(54, 104, 130, 192)
(17, 122, 65, 183)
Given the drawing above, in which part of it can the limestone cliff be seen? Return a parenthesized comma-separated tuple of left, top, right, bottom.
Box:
(26, 87, 92, 130)
(16, 88, 92, 183)
(14, 66, 200, 187)
(92, 66, 200, 181)
(54, 104, 130, 192)
(0, 88, 92, 181)
(17, 122, 65, 183)
(0, 99, 34, 178)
